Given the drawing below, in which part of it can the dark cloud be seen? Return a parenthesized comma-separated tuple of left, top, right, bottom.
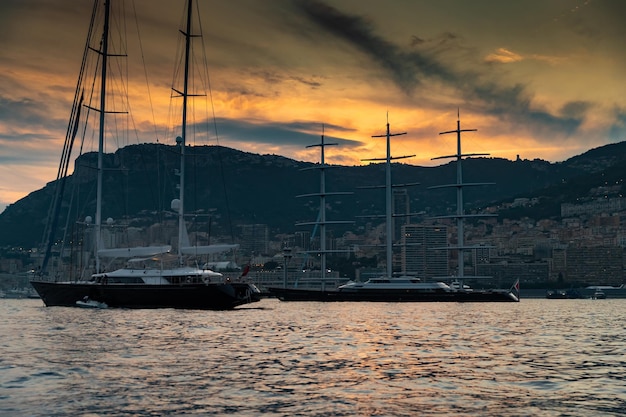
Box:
(467, 83, 583, 136)
(0, 132, 59, 164)
(289, 76, 323, 88)
(295, 0, 587, 139)
(608, 107, 626, 142)
(194, 117, 362, 149)
(0, 96, 41, 129)
(560, 101, 593, 119)
(294, 0, 435, 92)
(248, 70, 323, 89)
(561, 0, 626, 43)
(0, 94, 67, 141)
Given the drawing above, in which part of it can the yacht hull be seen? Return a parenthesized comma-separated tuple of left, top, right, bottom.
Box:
(31, 281, 261, 310)
(268, 287, 519, 302)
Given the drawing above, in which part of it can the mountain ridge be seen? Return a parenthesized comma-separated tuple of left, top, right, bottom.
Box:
(1, 140, 625, 248)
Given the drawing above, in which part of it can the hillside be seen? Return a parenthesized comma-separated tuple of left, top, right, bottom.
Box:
(1, 141, 625, 248)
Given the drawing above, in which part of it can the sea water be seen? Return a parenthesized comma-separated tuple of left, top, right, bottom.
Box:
(1, 298, 624, 416)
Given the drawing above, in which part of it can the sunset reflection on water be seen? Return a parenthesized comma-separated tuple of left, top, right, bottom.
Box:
(1, 298, 625, 416)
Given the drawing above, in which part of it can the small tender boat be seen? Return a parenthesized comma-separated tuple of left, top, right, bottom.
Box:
(76, 297, 108, 309)
(591, 289, 607, 299)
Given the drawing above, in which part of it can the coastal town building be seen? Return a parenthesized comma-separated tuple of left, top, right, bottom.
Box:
(3, 196, 626, 292)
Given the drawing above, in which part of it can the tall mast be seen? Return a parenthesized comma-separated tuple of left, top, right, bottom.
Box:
(296, 126, 353, 290)
(443, 117, 475, 281)
(364, 117, 412, 278)
(319, 132, 328, 281)
(177, 0, 193, 265)
(95, 0, 112, 274)
(430, 112, 494, 286)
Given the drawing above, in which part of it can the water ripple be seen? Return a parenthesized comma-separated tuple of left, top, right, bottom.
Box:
(1, 298, 625, 416)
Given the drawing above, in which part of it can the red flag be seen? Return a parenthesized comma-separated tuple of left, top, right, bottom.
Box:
(240, 264, 250, 277)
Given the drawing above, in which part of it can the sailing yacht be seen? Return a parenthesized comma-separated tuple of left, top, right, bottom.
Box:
(271, 117, 519, 302)
(30, 0, 260, 309)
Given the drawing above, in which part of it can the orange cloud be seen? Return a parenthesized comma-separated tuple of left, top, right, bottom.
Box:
(484, 48, 524, 63)
(485, 48, 565, 66)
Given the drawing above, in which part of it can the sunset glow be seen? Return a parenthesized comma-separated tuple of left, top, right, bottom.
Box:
(1, 0, 624, 211)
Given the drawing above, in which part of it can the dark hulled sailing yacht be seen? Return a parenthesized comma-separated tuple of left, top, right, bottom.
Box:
(271, 117, 519, 302)
(30, 0, 260, 309)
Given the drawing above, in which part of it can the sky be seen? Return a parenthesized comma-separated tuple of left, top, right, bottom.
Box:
(1, 0, 625, 212)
